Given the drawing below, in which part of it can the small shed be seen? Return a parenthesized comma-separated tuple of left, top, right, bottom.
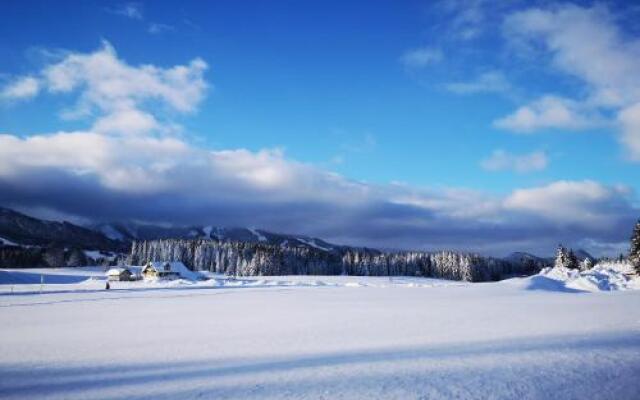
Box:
(106, 267, 133, 282)
(141, 261, 194, 280)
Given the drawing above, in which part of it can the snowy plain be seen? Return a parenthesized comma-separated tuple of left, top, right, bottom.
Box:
(1, 265, 639, 399)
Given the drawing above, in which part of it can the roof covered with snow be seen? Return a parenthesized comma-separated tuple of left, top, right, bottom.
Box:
(106, 267, 131, 276)
(143, 261, 198, 280)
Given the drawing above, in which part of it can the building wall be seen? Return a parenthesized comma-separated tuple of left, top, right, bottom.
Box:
(143, 269, 157, 279)
(108, 272, 133, 281)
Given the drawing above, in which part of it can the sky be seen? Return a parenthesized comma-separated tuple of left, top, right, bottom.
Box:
(0, 0, 639, 257)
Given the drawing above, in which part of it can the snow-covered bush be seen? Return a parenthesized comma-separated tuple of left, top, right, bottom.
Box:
(579, 257, 593, 271)
(538, 260, 639, 292)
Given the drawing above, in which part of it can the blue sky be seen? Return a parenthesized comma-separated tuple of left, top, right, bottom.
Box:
(0, 1, 639, 256)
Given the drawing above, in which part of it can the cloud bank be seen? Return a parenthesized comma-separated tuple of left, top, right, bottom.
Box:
(0, 42, 638, 257)
(497, 3, 640, 159)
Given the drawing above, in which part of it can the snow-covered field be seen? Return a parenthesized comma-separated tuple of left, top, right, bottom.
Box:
(1, 266, 639, 399)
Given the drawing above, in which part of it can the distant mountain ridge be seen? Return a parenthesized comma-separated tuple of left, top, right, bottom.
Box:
(92, 222, 341, 252)
(504, 251, 550, 264)
(573, 249, 594, 261)
(0, 206, 553, 278)
(0, 207, 124, 251)
(0, 207, 343, 255)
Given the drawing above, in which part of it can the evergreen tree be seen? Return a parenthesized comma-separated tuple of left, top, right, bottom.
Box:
(554, 245, 569, 269)
(567, 249, 579, 270)
(630, 219, 640, 274)
(580, 257, 593, 271)
(66, 248, 88, 267)
(128, 238, 534, 282)
(42, 247, 65, 268)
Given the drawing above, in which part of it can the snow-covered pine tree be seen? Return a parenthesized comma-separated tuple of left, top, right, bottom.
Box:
(128, 238, 535, 282)
(579, 257, 593, 271)
(630, 219, 640, 274)
(554, 245, 569, 269)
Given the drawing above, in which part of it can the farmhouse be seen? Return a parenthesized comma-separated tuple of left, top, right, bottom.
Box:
(141, 261, 193, 280)
(106, 267, 134, 282)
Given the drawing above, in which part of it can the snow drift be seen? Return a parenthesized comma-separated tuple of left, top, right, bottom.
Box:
(526, 262, 639, 292)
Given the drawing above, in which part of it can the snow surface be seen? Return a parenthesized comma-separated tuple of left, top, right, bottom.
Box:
(248, 228, 267, 242)
(83, 250, 117, 262)
(106, 267, 127, 275)
(144, 261, 201, 281)
(523, 262, 640, 292)
(0, 236, 20, 246)
(0, 267, 639, 399)
(98, 224, 125, 241)
(296, 237, 331, 251)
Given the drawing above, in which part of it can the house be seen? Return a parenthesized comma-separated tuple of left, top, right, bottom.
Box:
(106, 267, 134, 282)
(141, 261, 195, 280)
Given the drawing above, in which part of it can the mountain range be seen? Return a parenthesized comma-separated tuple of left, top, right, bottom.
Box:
(0, 206, 591, 273)
(91, 222, 340, 252)
(0, 207, 123, 251)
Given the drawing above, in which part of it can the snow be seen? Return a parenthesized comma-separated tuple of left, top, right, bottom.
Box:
(0, 267, 105, 285)
(106, 267, 130, 276)
(521, 262, 640, 293)
(0, 236, 20, 246)
(0, 268, 639, 399)
(248, 228, 267, 242)
(83, 250, 117, 262)
(0, 269, 464, 294)
(144, 261, 200, 281)
(98, 224, 125, 241)
(296, 237, 331, 251)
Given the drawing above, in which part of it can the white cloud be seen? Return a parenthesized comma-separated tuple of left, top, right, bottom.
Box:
(445, 71, 510, 95)
(400, 47, 443, 68)
(0, 125, 636, 254)
(43, 41, 208, 115)
(481, 150, 547, 173)
(11, 41, 207, 137)
(148, 23, 175, 35)
(392, 186, 502, 221)
(108, 3, 143, 20)
(0, 132, 110, 174)
(0, 130, 371, 205)
(503, 180, 630, 228)
(504, 4, 640, 108)
(436, 0, 488, 40)
(1, 76, 40, 100)
(500, 4, 640, 159)
(1, 125, 630, 232)
(618, 102, 640, 161)
(494, 95, 597, 133)
(92, 108, 159, 135)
